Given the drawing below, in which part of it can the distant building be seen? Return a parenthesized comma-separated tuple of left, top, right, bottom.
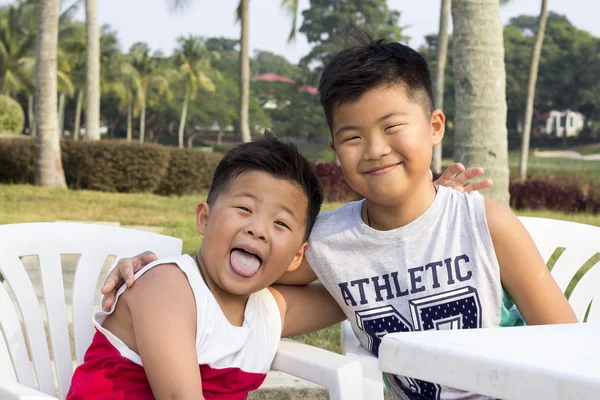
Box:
(542, 110, 585, 137)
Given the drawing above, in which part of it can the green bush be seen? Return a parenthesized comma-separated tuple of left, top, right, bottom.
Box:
(0, 95, 24, 136)
(62, 140, 171, 193)
(156, 148, 222, 196)
(0, 138, 221, 195)
(0, 138, 35, 183)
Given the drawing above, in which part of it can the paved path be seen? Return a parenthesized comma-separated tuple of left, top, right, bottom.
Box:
(533, 150, 600, 161)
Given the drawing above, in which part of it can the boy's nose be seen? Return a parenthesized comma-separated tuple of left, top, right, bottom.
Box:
(245, 220, 267, 241)
(364, 134, 392, 161)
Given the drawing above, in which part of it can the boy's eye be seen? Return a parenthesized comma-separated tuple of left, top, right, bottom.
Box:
(342, 136, 360, 143)
(236, 206, 251, 213)
(385, 124, 403, 132)
(275, 221, 290, 230)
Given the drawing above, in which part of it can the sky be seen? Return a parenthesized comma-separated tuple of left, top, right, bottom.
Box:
(4, 0, 600, 63)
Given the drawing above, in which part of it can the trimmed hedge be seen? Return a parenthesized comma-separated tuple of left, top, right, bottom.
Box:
(0, 95, 24, 136)
(62, 140, 171, 193)
(2, 138, 599, 214)
(156, 148, 222, 196)
(0, 138, 221, 195)
(0, 137, 35, 183)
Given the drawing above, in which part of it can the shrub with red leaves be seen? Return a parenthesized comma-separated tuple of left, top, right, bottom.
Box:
(310, 162, 360, 203)
(509, 180, 589, 213)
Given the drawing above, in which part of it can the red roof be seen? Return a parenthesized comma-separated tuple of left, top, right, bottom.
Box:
(299, 84, 318, 95)
(253, 73, 296, 84)
(253, 73, 318, 95)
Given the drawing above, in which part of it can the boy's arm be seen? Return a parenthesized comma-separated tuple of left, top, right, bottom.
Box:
(269, 283, 346, 337)
(485, 199, 577, 325)
(123, 264, 204, 399)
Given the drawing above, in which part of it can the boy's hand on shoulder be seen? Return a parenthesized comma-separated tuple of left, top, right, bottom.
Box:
(434, 163, 493, 193)
(485, 199, 577, 325)
(124, 263, 204, 399)
(101, 251, 158, 311)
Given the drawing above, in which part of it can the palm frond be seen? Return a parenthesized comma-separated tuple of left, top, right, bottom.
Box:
(57, 70, 75, 96)
(197, 71, 216, 93)
(166, 0, 192, 13)
(60, 0, 84, 24)
(235, 1, 242, 24)
(280, 0, 299, 42)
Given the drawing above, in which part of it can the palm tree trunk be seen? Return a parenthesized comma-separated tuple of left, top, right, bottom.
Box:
(73, 89, 83, 140)
(34, 0, 66, 188)
(85, 0, 100, 140)
(431, 0, 451, 175)
(28, 95, 36, 137)
(239, 0, 251, 143)
(140, 87, 147, 142)
(58, 93, 65, 137)
(452, 0, 509, 204)
(178, 86, 190, 148)
(518, 0, 548, 181)
(127, 100, 133, 141)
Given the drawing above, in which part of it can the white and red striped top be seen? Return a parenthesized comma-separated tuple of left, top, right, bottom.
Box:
(67, 255, 282, 400)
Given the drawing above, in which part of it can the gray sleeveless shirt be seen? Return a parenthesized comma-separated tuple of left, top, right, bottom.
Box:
(306, 186, 510, 400)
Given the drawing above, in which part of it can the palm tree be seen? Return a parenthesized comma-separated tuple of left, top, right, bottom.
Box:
(34, 0, 66, 188)
(236, 0, 299, 143)
(431, 0, 451, 175)
(238, 0, 250, 142)
(175, 35, 216, 148)
(518, 0, 548, 181)
(168, 0, 300, 143)
(0, 2, 36, 136)
(84, 0, 100, 140)
(431, 0, 511, 174)
(105, 57, 143, 141)
(56, 8, 86, 139)
(0, 2, 36, 96)
(452, 0, 509, 204)
(56, 50, 75, 136)
(129, 43, 170, 142)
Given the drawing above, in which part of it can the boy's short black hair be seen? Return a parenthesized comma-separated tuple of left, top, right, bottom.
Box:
(207, 133, 323, 241)
(319, 38, 435, 131)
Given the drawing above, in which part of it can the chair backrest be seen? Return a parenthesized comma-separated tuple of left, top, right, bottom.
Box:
(518, 217, 600, 323)
(0, 222, 183, 399)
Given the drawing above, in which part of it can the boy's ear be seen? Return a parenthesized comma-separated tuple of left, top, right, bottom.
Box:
(195, 202, 210, 235)
(286, 242, 309, 273)
(431, 109, 445, 146)
(329, 139, 336, 152)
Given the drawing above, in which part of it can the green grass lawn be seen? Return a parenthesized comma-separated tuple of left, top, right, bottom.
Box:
(2, 184, 600, 353)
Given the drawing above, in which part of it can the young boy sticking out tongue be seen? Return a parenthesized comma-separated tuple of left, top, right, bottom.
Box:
(67, 135, 344, 400)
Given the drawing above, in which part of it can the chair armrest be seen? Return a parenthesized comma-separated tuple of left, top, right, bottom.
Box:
(340, 320, 385, 400)
(341, 320, 375, 358)
(0, 382, 58, 400)
(273, 339, 364, 400)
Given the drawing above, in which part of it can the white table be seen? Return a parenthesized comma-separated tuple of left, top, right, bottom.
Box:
(379, 323, 600, 400)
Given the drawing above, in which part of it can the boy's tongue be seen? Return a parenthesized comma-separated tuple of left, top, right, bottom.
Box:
(230, 249, 261, 277)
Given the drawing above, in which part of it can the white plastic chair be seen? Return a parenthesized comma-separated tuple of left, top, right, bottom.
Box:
(340, 216, 600, 397)
(0, 222, 363, 400)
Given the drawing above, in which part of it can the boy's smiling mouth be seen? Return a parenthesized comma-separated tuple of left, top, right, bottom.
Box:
(363, 162, 402, 176)
(230, 247, 263, 277)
